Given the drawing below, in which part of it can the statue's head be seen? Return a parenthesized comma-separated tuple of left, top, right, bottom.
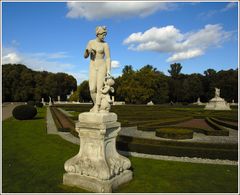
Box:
(96, 26, 107, 41)
(105, 77, 115, 86)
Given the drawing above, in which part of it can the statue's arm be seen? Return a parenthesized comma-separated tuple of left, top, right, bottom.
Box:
(101, 85, 110, 94)
(84, 41, 91, 58)
(104, 43, 111, 75)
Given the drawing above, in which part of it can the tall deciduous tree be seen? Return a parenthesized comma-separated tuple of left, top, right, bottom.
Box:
(2, 64, 77, 102)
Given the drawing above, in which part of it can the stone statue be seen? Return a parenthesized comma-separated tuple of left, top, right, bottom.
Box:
(99, 77, 115, 112)
(49, 96, 52, 106)
(63, 26, 132, 192)
(84, 26, 112, 113)
(215, 88, 220, 98)
(205, 87, 231, 110)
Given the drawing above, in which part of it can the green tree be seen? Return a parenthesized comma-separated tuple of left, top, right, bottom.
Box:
(168, 63, 182, 79)
(168, 63, 185, 102)
(79, 80, 91, 102)
(2, 64, 77, 102)
(182, 74, 204, 103)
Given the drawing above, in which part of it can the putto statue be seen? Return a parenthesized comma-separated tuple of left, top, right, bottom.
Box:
(84, 26, 113, 113)
(100, 77, 115, 112)
(215, 87, 220, 98)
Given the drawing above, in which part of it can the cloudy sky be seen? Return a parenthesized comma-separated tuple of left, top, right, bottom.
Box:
(2, 2, 238, 84)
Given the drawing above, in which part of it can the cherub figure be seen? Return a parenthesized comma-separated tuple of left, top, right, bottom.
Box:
(99, 77, 115, 112)
(215, 88, 220, 98)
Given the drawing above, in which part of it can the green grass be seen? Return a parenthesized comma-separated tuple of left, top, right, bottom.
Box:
(117, 157, 238, 193)
(2, 107, 238, 193)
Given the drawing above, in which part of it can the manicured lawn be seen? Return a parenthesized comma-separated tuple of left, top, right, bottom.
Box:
(2, 107, 238, 193)
(117, 157, 238, 193)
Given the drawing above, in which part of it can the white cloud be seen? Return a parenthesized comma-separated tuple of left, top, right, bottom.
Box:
(30, 52, 69, 59)
(124, 24, 232, 62)
(2, 52, 22, 64)
(65, 70, 89, 84)
(221, 2, 237, 12)
(66, 2, 175, 20)
(2, 47, 86, 81)
(167, 49, 204, 62)
(2, 47, 73, 71)
(198, 2, 237, 19)
(111, 60, 120, 68)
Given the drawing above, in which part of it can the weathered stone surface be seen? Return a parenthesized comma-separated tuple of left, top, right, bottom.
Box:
(205, 88, 231, 110)
(63, 112, 132, 192)
(63, 170, 132, 193)
(78, 112, 117, 124)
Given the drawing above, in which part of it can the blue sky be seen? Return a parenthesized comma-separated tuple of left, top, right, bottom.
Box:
(2, 2, 238, 84)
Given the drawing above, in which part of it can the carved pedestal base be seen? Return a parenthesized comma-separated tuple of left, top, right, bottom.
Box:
(204, 97, 231, 110)
(63, 170, 132, 193)
(63, 112, 132, 192)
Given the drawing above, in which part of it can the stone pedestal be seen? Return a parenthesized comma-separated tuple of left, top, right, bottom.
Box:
(204, 97, 231, 110)
(63, 112, 132, 192)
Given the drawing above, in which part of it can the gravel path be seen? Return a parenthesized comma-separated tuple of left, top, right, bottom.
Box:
(120, 126, 238, 144)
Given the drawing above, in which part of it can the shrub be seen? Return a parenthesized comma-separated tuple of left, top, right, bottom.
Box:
(36, 102, 43, 108)
(12, 105, 37, 120)
(156, 127, 193, 139)
(210, 117, 238, 130)
(117, 135, 238, 160)
(138, 117, 192, 131)
(27, 100, 35, 106)
(205, 117, 229, 136)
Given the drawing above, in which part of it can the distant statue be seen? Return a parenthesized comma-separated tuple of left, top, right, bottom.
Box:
(49, 96, 52, 106)
(84, 26, 112, 112)
(215, 88, 220, 98)
(99, 77, 115, 112)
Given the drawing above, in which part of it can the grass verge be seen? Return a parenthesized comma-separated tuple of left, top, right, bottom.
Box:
(2, 107, 238, 193)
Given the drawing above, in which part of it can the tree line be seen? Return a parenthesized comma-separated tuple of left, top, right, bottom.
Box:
(2, 64, 77, 102)
(3, 63, 238, 104)
(75, 63, 238, 104)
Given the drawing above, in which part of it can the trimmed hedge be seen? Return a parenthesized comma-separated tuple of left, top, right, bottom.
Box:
(210, 117, 238, 130)
(156, 127, 193, 139)
(205, 117, 229, 136)
(12, 105, 37, 120)
(215, 117, 238, 123)
(171, 125, 228, 136)
(138, 117, 192, 131)
(116, 135, 238, 160)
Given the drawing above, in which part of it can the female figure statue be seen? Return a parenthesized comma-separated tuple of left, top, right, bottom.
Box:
(84, 26, 111, 112)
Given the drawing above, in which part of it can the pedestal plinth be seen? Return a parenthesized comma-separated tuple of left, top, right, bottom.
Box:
(204, 97, 231, 110)
(63, 112, 132, 192)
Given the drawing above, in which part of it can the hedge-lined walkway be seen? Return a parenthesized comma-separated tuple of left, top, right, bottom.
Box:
(120, 125, 238, 144)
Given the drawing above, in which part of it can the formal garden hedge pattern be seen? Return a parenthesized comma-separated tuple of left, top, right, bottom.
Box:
(155, 127, 193, 139)
(210, 117, 238, 130)
(50, 104, 238, 160)
(116, 135, 237, 160)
